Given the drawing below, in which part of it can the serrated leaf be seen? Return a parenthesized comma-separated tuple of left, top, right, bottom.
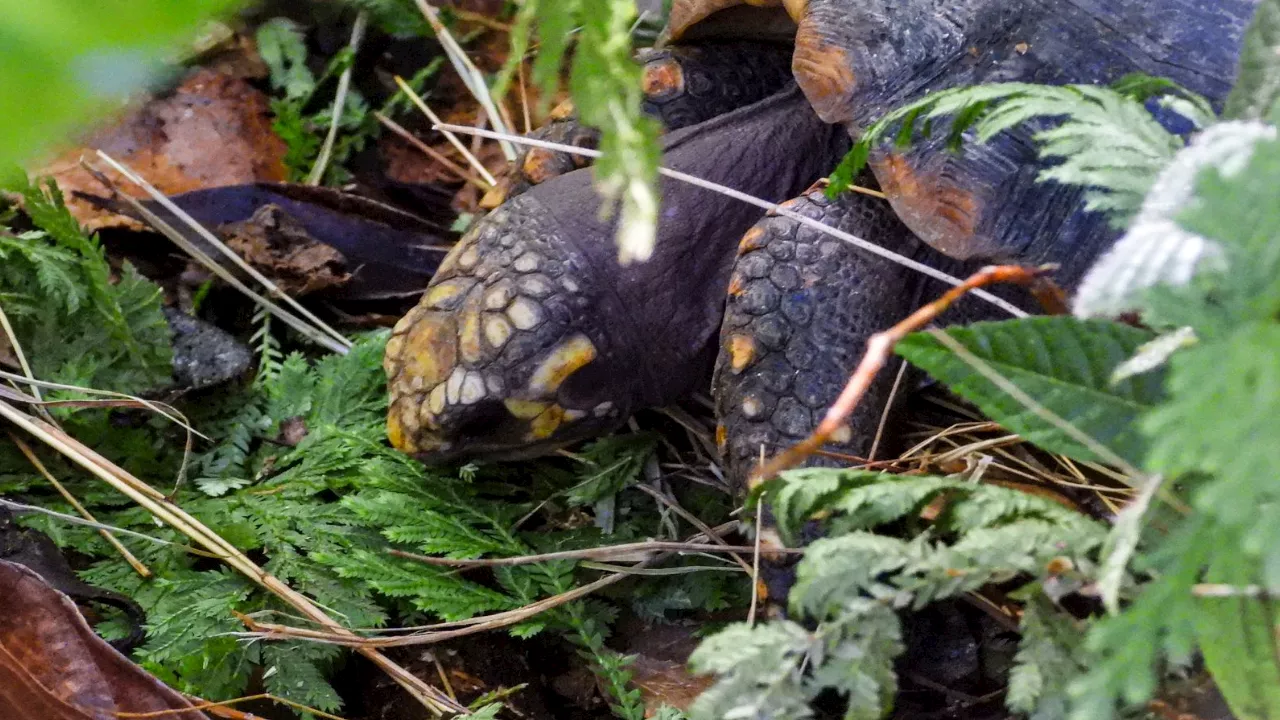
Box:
(896, 317, 1163, 465)
(1225, 0, 1280, 120)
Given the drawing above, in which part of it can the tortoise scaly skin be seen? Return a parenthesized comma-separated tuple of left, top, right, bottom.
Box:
(389, 1, 1256, 483)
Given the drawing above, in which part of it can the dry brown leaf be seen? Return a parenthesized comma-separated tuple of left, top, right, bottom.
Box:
(37, 68, 288, 232)
(0, 560, 209, 720)
(616, 621, 714, 717)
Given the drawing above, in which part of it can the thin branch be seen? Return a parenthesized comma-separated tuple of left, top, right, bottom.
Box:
(307, 12, 368, 186)
(749, 265, 1048, 486)
(412, 0, 518, 160)
(433, 123, 1029, 318)
(374, 112, 492, 191)
(395, 77, 500, 187)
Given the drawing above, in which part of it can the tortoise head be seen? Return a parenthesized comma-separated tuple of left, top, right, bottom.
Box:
(384, 198, 635, 464)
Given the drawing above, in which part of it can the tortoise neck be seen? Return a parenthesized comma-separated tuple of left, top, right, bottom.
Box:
(527, 85, 851, 410)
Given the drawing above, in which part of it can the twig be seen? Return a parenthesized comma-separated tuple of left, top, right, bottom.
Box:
(412, 0, 518, 160)
(9, 433, 150, 576)
(633, 483, 753, 574)
(0, 399, 465, 716)
(389, 540, 798, 568)
(374, 112, 492, 190)
(117, 693, 349, 720)
(749, 265, 1048, 486)
(432, 123, 1028, 318)
(307, 12, 368, 186)
(395, 77, 500, 186)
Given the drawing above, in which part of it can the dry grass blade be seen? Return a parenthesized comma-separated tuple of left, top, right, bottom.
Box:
(119, 693, 349, 720)
(632, 483, 753, 573)
(0, 398, 467, 716)
(374, 112, 493, 191)
(237, 523, 743, 647)
(389, 540, 796, 568)
(395, 77, 500, 187)
(924, 328, 1148, 481)
(412, 0, 517, 160)
(0, 301, 44, 407)
(0, 369, 206, 439)
(9, 433, 150, 576)
(241, 567, 638, 648)
(433, 122, 1029, 317)
(307, 11, 368, 186)
(91, 153, 353, 354)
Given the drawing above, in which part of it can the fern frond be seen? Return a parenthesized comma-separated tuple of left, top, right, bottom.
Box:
(833, 80, 1203, 227)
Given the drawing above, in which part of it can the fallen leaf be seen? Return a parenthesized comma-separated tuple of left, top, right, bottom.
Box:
(220, 204, 352, 296)
(616, 621, 714, 716)
(37, 68, 288, 232)
(0, 560, 209, 720)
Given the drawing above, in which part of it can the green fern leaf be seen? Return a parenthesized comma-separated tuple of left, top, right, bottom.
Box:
(833, 81, 1194, 227)
(1225, 0, 1280, 120)
(895, 317, 1163, 465)
(688, 621, 814, 720)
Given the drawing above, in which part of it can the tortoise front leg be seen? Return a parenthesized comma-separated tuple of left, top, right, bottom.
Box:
(712, 181, 1015, 608)
(713, 183, 970, 487)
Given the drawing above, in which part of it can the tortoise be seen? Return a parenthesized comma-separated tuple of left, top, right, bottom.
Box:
(384, 0, 1256, 489)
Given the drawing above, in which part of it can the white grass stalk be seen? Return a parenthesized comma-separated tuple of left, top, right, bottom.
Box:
(413, 0, 518, 160)
(395, 77, 500, 187)
(434, 123, 1028, 318)
(94, 152, 353, 353)
(307, 11, 368, 186)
